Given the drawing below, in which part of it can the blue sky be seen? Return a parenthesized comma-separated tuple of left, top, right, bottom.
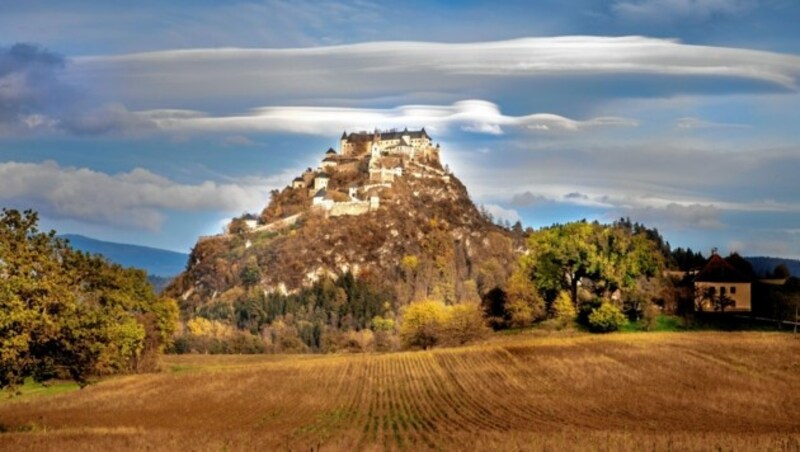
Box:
(1, 0, 799, 258)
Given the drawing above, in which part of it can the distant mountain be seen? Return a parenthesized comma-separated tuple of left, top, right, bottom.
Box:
(60, 234, 189, 278)
(745, 256, 800, 278)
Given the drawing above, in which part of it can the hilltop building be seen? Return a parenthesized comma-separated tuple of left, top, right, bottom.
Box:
(339, 128, 439, 162)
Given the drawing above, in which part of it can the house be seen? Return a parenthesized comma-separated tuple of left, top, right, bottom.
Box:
(291, 177, 306, 189)
(313, 172, 330, 191)
(694, 253, 752, 311)
(321, 148, 339, 170)
(312, 188, 334, 209)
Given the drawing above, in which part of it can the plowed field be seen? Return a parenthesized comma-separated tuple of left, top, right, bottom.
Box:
(1, 332, 799, 451)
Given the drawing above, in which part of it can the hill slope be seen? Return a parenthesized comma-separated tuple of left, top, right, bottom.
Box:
(60, 234, 188, 278)
(167, 133, 521, 329)
(746, 256, 800, 277)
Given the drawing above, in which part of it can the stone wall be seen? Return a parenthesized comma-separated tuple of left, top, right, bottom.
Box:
(329, 201, 371, 217)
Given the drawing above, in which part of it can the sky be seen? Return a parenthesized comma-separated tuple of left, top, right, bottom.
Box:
(1, 0, 799, 258)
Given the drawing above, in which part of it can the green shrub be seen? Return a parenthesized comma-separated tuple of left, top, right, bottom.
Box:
(587, 302, 628, 333)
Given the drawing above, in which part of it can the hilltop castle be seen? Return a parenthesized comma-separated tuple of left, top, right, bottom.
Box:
(339, 128, 439, 162)
(225, 128, 448, 236)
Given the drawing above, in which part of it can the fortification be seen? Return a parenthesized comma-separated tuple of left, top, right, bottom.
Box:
(225, 128, 446, 233)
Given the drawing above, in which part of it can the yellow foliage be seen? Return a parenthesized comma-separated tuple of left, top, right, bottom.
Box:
(400, 300, 449, 349)
(552, 291, 577, 328)
(401, 255, 419, 273)
(186, 318, 235, 339)
(400, 300, 487, 349)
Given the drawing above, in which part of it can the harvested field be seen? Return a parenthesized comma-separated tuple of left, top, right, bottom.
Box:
(1, 332, 799, 451)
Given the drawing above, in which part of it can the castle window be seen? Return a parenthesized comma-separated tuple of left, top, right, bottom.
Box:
(720, 287, 726, 296)
(730, 286, 736, 294)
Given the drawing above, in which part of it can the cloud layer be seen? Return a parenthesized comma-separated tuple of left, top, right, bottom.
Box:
(71, 36, 800, 108)
(135, 100, 637, 136)
(0, 161, 268, 230)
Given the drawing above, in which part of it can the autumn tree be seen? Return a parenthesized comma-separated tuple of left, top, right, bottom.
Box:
(521, 221, 665, 308)
(523, 221, 600, 307)
(400, 300, 448, 350)
(0, 209, 178, 391)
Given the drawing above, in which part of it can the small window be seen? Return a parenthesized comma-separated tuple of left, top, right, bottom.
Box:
(730, 299, 736, 307)
(730, 286, 736, 294)
(720, 287, 727, 296)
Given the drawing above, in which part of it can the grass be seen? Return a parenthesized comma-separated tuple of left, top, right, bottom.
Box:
(1, 331, 799, 450)
(621, 314, 685, 332)
(1, 379, 80, 405)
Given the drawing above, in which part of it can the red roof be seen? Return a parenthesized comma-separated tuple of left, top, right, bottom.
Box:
(694, 254, 751, 283)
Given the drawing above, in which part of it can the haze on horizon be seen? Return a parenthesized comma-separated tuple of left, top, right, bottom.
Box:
(1, 0, 799, 258)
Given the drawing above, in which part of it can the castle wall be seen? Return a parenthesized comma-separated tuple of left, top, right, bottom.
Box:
(329, 201, 370, 217)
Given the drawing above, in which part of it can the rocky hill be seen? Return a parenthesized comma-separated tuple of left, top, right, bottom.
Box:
(166, 130, 521, 332)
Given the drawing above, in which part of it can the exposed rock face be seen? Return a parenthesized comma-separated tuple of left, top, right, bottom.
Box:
(167, 133, 521, 315)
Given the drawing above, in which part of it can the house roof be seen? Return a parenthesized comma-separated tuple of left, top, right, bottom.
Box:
(695, 254, 751, 283)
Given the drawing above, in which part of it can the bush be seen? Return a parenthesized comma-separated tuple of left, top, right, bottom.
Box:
(552, 291, 577, 329)
(587, 302, 628, 333)
(505, 270, 545, 327)
(401, 300, 489, 350)
(400, 300, 448, 350)
(642, 303, 661, 331)
(443, 304, 489, 346)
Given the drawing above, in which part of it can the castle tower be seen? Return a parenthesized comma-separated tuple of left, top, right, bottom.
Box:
(339, 131, 348, 155)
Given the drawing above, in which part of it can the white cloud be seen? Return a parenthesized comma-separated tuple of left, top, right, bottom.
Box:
(71, 36, 800, 107)
(0, 161, 271, 230)
(482, 204, 521, 224)
(616, 203, 724, 229)
(134, 100, 636, 136)
(674, 117, 750, 129)
(613, 0, 756, 23)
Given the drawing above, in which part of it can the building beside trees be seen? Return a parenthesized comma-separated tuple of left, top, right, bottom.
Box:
(694, 253, 752, 312)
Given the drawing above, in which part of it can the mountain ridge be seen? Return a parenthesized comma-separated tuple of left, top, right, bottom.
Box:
(60, 234, 189, 278)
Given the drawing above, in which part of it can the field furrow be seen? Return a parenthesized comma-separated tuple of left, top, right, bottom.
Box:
(1, 332, 799, 451)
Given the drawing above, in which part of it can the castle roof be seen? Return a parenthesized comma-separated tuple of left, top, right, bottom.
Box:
(343, 128, 430, 143)
(316, 171, 330, 178)
(313, 188, 327, 198)
(322, 155, 338, 162)
(241, 213, 259, 221)
(292, 176, 304, 182)
(326, 147, 337, 155)
(695, 254, 751, 283)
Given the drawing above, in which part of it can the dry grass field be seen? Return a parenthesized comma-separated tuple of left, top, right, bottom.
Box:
(1, 331, 799, 451)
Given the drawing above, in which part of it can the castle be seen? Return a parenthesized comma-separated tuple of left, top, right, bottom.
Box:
(227, 128, 447, 235)
(339, 128, 438, 161)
